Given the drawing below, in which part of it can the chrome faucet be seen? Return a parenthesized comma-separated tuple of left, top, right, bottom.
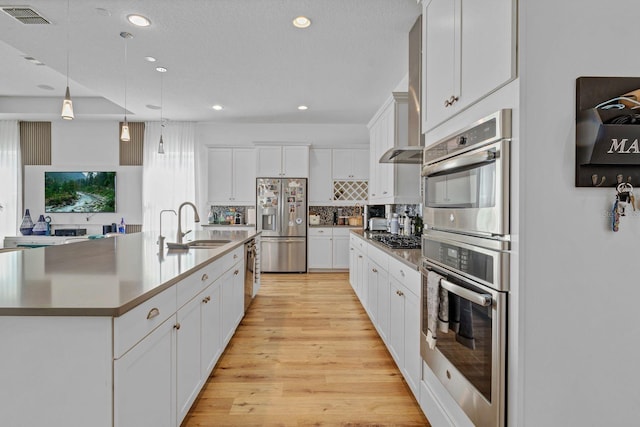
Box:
(158, 209, 177, 249)
(176, 202, 200, 243)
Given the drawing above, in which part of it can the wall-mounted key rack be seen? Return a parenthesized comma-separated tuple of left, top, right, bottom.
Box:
(576, 77, 640, 187)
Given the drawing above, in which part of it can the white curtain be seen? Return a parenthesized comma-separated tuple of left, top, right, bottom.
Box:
(142, 122, 197, 235)
(0, 121, 21, 245)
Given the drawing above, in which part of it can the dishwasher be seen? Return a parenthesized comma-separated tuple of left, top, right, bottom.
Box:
(244, 239, 257, 311)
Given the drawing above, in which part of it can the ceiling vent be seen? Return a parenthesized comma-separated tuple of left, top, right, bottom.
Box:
(2, 7, 50, 24)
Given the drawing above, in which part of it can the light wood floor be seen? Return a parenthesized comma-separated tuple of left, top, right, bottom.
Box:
(182, 272, 430, 427)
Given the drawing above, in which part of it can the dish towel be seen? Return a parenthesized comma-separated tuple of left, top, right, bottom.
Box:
(426, 270, 447, 350)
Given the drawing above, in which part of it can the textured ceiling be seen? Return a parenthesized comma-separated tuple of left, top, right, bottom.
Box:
(0, 0, 421, 123)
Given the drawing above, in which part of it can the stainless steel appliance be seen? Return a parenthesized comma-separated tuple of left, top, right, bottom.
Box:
(420, 229, 508, 427)
(364, 204, 385, 230)
(371, 234, 421, 249)
(379, 15, 424, 164)
(244, 239, 257, 311)
(256, 178, 307, 272)
(368, 218, 387, 231)
(421, 110, 512, 237)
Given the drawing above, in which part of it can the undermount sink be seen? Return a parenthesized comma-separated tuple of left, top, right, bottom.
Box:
(187, 239, 231, 248)
(166, 239, 231, 250)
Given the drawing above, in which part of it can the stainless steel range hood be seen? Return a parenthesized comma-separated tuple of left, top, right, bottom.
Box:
(380, 15, 423, 164)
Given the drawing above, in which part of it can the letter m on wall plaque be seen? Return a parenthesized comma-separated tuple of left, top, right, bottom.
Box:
(576, 76, 640, 187)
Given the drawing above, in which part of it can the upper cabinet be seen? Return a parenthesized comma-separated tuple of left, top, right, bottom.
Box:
(309, 147, 369, 205)
(256, 145, 309, 178)
(422, 0, 516, 132)
(332, 149, 369, 180)
(207, 148, 256, 205)
(368, 93, 420, 205)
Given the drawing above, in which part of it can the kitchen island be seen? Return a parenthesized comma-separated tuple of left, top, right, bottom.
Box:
(0, 229, 258, 427)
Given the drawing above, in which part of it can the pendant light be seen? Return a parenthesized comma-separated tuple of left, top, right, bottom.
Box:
(120, 31, 133, 141)
(61, 0, 74, 120)
(157, 67, 167, 154)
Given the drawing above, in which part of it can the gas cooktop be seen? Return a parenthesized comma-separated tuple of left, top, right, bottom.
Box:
(370, 234, 421, 249)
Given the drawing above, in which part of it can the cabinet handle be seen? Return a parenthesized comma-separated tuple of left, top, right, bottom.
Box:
(201, 273, 209, 282)
(234, 269, 239, 275)
(146, 307, 160, 320)
(350, 248, 354, 251)
(400, 270, 405, 277)
(372, 268, 378, 273)
(174, 323, 181, 330)
(234, 254, 238, 259)
(318, 230, 324, 233)
(382, 191, 388, 195)
(396, 290, 404, 297)
(358, 255, 363, 259)
(203, 296, 211, 303)
(444, 95, 459, 107)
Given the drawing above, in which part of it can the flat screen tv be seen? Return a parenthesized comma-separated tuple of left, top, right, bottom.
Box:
(45, 171, 116, 213)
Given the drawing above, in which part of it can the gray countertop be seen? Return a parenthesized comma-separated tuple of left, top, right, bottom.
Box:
(350, 229, 422, 270)
(0, 230, 258, 317)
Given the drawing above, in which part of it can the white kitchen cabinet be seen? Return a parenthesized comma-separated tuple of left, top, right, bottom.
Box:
(114, 315, 177, 427)
(366, 258, 387, 326)
(332, 228, 351, 269)
(207, 148, 256, 205)
(349, 234, 367, 299)
(256, 145, 309, 178)
(200, 281, 222, 377)
(176, 294, 203, 423)
(368, 92, 420, 205)
(422, 0, 516, 131)
(309, 148, 333, 203)
(308, 228, 333, 269)
(221, 259, 245, 346)
(389, 274, 421, 399)
(309, 227, 354, 270)
(332, 148, 369, 180)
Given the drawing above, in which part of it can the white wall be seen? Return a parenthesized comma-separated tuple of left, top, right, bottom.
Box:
(23, 121, 142, 235)
(519, 1, 640, 425)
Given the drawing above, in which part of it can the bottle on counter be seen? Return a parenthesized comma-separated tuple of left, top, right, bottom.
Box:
(118, 217, 126, 234)
(390, 213, 400, 235)
(208, 206, 216, 224)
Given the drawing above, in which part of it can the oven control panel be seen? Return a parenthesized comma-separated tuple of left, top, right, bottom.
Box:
(423, 240, 494, 284)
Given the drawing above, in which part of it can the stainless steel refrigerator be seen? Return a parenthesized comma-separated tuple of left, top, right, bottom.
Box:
(256, 178, 307, 272)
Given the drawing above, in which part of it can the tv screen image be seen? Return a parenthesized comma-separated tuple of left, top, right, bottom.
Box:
(45, 171, 116, 213)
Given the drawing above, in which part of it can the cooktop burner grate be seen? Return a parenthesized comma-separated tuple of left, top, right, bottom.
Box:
(371, 234, 421, 249)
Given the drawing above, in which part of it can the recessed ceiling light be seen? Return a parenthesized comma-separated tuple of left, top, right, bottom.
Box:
(127, 14, 150, 27)
(212, 105, 224, 111)
(156, 67, 167, 73)
(23, 56, 45, 66)
(298, 105, 308, 110)
(95, 7, 111, 17)
(144, 56, 157, 62)
(37, 84, 55, 91)
(292, 16, 311, 28)
(146, 104, 161, 110)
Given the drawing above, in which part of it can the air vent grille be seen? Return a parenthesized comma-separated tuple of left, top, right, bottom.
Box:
(2, 7, 50, 24)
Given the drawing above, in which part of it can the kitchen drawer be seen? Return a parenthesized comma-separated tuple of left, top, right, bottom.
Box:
(114, 286, 177, 359)
(350, 234, 366, 250)
(333, 227, 355, 237)
(389, 256, 420, 296)
(220, 246, 244, 272)
(367, 244, 389, 272)
(308, 227, 332, 237)
(177, 260, 222, 309)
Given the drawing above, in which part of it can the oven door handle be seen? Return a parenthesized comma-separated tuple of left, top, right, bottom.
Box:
(440, 278, 493, 307)
(421, 149, 496, 177)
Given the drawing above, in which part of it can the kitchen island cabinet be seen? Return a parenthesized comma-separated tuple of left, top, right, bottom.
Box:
(0, 230, 256, 427)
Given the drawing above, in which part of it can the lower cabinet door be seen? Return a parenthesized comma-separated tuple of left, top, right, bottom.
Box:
(389, 277, 405, 367)
(332, 236, 350, 269)
(176, 295, 203, 424)
(403, 286, 421, 398)
(114, 315, 177, 427)
(201, 282, 222, 378)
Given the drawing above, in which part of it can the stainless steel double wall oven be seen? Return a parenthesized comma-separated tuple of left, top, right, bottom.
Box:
(420, 110, 511, 427)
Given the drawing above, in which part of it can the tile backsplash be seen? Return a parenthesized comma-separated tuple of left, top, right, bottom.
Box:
(308, 205, 362, 225)
(207, 205, 251, 224)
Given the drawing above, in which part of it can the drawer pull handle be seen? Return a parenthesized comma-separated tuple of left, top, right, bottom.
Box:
(234, 254, 238, 259)
(146, 308, 160, 320)
(203, 296, 211, 303)
(400, 270, 405, 277)
(372, 268, 378, 273)
(174, 322, 181, 330)
(201, 273, 209, 282)
(396, 290, 404, 297)
(358, 255, 363, 259)
(234, 269, 239, 275)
